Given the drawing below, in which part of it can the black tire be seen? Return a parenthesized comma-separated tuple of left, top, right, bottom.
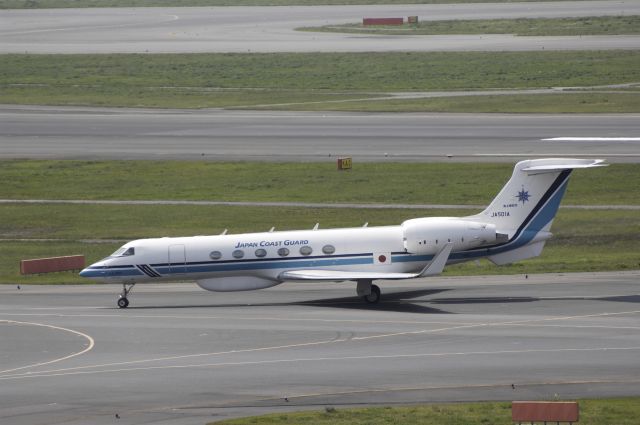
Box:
(117, 297, 129, 309)
(363, 284, 381, 304)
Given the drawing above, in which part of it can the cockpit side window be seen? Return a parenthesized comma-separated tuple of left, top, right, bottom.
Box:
(111, 247, 135, 257)
(111, 248, 126, 257)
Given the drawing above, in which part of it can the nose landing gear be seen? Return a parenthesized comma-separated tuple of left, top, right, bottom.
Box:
(118, 283, 135, 308)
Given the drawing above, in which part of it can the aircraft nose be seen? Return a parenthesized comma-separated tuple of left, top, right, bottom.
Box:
(79, 261, 103, 279)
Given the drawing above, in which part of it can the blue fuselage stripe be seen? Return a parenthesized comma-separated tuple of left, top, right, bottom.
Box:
(83, 254, 392, 278)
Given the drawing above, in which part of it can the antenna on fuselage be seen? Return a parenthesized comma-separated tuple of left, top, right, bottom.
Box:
(220, 229, 228, 235)
(313, 223, 319, 230)
(362, 222, 369, 228)
(269, 227, 275, 232)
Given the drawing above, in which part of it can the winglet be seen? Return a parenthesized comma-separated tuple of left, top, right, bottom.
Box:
(418, 243, 453, 277)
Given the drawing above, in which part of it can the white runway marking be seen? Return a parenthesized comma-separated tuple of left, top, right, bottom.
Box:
(542, 137, 640, 142)
(3, 346, 639, 381)
(474, 153, 640, 157)
(0, 320, 95, 375)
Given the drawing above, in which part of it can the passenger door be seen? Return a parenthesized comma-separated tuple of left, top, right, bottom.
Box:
(168, 244, 186, 275)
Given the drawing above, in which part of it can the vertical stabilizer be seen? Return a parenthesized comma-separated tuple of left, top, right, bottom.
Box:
(464, 159, 606, 263)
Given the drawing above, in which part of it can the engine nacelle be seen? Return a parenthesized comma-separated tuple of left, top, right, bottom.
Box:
(402, 217, 498, 254)
(196, 276, 281, 292)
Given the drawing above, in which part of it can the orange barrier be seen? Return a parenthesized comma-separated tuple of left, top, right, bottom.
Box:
(20, 255, 85, 275)
(512, 401, 579, 423)
(363, 17, 403, 26)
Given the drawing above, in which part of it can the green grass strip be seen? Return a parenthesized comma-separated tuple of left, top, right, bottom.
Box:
(1, 160, 636, 206)
(210, 398, 640, 425)
(1, 52, 639, 110)
(302, 15, 640, 36)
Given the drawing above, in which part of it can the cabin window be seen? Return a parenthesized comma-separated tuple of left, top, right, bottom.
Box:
(322, 244, 335, 254)
(255, 248, 267, 258)
(300, 246, 312, 256)
(232, 249, 244, 259)
(277, 247, 290, 257)
(209, 251, 222, 260)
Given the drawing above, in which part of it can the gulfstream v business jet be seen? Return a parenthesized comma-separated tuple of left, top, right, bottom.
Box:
(80, 158, 606, 308)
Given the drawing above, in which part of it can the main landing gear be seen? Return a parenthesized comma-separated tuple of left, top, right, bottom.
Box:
(357, 280, 381, 304)
(118, 283, 135, 308)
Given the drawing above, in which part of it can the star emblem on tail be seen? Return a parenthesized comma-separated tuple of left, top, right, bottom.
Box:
(516, 187, 530, 205)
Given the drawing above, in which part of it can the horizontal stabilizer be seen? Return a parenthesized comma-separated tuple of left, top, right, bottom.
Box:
(488, 241, 546, 265)
(522, 158, 607, 174)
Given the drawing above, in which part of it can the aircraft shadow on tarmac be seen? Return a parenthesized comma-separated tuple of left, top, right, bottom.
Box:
(128, 288, 455, 314)
(597, 294, 640, 303)
(125, 290, 640, 312)
(429, 296, 540, 305)
(299, 288, 454, 314)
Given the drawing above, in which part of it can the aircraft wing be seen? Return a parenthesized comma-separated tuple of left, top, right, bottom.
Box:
(279, 243, 452, 282)
(279, 269, 418, 282)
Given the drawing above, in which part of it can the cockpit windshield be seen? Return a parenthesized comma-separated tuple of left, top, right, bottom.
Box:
(111, 247, 135, 257)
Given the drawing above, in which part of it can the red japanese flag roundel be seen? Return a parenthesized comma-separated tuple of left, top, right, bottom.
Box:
(373, 252, 391, 265)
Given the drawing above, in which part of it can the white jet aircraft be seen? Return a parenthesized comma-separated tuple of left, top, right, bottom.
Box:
(80, 158, 606, 308)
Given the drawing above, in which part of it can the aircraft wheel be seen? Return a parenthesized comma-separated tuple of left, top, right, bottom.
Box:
(363, 284, 381, 304)
(117, 297, 129, 309)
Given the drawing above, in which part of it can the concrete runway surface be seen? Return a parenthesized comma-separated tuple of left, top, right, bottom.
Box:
(1, 1, 640, 53)
(1, 272, 639, 424)
(2, 106, 640, 162)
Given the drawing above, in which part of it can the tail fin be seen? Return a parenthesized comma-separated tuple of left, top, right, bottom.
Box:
(465, 158, 606, 264)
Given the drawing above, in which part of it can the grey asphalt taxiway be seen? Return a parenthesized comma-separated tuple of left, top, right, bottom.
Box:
(1, 272, 639, 424)
(2, 1, 639, 53)
(2, 106, 640, 162)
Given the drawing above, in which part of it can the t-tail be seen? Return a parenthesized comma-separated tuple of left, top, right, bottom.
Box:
(464, 158, 607, 265)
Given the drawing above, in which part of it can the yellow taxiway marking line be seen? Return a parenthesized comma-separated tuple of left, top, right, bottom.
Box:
(2, 310, 637, 380)
(0, 320, 95, 375)
(3, 346, 640, 381)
